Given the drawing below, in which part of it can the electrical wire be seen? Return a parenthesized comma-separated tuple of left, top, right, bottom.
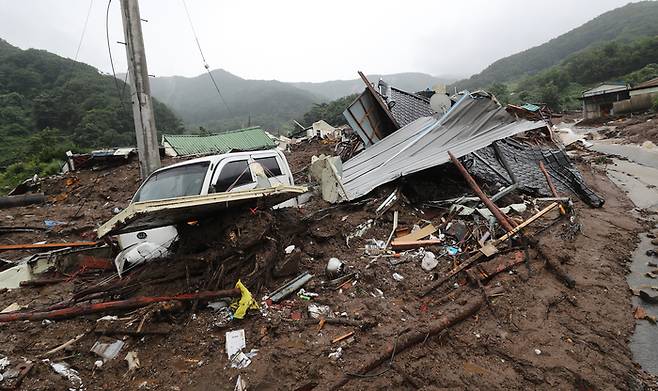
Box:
(106, 0, 131, 116)
(74, 0, 95, 61)
(181, 0, 233, 116)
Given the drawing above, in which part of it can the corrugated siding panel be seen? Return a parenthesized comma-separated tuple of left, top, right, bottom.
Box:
(163, 127, 276, 156)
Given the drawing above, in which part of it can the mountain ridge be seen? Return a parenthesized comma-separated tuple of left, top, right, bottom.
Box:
(454, 1, 658, 90)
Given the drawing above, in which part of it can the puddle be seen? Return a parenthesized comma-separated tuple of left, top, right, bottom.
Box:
(602, 158, 658, 213)
(627, 232, 658, 376)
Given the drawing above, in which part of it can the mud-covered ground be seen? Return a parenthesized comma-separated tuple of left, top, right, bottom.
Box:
(0, 141, 656, 390)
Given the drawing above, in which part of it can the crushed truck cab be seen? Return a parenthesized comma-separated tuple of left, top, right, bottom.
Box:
(103, 149, 303, 274)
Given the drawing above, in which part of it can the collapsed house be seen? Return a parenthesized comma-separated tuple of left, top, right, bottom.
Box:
(327, 76, 604, 208)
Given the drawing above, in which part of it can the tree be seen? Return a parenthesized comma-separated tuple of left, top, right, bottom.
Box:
(537, 82, 561, 111)
(488, 82, 510, 105)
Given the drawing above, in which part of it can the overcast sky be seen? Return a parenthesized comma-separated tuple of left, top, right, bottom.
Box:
(0, 0, 634, 82)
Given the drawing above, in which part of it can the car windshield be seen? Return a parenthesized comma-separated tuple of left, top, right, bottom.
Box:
(134, 162, 210, 202)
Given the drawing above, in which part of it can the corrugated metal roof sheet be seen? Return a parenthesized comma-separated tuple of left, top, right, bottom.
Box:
(582, 83, 629, 97)
(340, 93, 548, 200)
(520, 103, 541, 112)
(631, 76, 658, 90)
(162, 126, 276, 157)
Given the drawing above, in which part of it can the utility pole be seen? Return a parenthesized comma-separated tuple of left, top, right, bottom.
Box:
(119, 0, 161, 179)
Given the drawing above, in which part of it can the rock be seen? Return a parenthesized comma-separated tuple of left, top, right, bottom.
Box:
(639, 289, 658, 304)
(651, 238, 658, 246)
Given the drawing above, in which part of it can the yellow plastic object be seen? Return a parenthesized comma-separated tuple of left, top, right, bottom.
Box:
(231, 280, 259, 319)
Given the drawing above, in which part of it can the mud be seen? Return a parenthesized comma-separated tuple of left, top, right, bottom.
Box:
(0, 141, 655, 390)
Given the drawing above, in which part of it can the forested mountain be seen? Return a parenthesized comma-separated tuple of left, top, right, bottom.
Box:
(149, 70, 321, 133)
(0, 38, 183, 192)
(148, 71, 451, 133)
(508, 36, 658, 110)
(292, 73, 454, 101)
(454, 1, 658, 91)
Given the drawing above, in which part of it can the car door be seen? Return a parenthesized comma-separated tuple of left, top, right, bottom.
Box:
(212, 158, 257, 193)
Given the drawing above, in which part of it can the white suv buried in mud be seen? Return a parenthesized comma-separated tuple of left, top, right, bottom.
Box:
(114, 149, 296, 274)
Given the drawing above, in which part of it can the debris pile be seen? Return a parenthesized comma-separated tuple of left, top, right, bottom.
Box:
(0, 77, 654, 390)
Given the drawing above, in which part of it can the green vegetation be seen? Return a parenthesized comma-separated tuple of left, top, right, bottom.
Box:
(455, 1, 658, 91)
(301, 94, 358, 127)
(653, 95, 658, 113)
(0, 39, 183, 193)
(149, 69, 322, 132)
(488, 36, 658, 111)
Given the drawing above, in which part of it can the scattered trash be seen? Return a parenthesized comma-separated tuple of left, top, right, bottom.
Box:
(44, 220, 67, 229)
(125, 351, 140, 371)
(228, 350, 258, 369)
(225, 329, 247, 359)
(90, 339, 125, 361)
(48, 360, 83, 389)
(285, 245, 296, 254)
(534, 349, 542, 355)
(234, 374, 247, 391)
(328, 347, 343, 361)
(392, 273, 404, 282)
(266, 272, 313, 303)
(0, 356, 10, 371)
(1, 303, 21, 313)
(96, 315, 119, 322)
(231, 280, 259, 320)
(326, 258, 345, 278)
(421, 251, 439, 271)
(364, 239, 386, 256)
(446, 246, 460, 256)
(308, 303, 331, 319)
(297, 288, 318, 300)
(331, 331, 355, 344)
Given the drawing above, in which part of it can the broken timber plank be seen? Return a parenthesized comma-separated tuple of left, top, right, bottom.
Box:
(394, 224, 437, 243)
(391, 239, 441, 251)
(419, 202, 559, 298)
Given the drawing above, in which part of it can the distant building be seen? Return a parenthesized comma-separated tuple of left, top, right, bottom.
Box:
(580, 83, 630, 120)
(612, 77, 658, 115)
(630, 76, 658, 99)
(161, 126, 276, 157)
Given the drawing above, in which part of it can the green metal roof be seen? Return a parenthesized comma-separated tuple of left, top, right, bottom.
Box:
(162, 126, 276, 156)
(520, 103, 541, 112)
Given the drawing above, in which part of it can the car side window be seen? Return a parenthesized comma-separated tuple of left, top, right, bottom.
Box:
(214, 160, 253, 192)
(254, 156, 282, 177)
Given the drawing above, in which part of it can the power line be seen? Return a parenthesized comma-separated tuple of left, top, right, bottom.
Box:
(106, 0, 130, 116)
(74, 0, 95, 61)
(181, 0, 233, 116)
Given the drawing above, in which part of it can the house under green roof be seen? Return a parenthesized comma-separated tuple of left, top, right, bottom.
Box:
(162, 126, 276, 157)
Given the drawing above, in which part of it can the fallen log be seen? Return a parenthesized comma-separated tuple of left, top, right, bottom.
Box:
(330, 287, 503, 390)
(534, 244, 576, 288)
(0, 241, 100, 252)
(0, 193, 45, 209)
(0, 288, 241, 323)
